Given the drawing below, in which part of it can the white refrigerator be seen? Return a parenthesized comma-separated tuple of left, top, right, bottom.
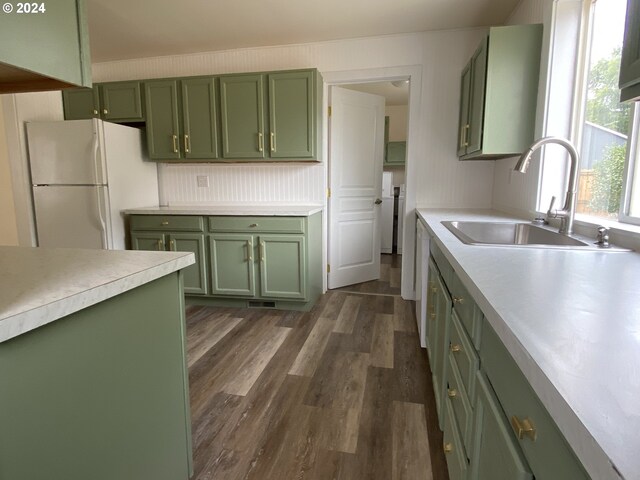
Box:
(27, 119, 159, 250)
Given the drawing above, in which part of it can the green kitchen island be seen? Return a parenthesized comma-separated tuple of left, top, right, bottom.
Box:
(0, 246, 195, 480)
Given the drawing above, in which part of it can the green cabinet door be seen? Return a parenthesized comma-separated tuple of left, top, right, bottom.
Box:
(62, 88, 100, 120)
(471, 372, 533, 480)
(209, 234, 256, 297)
(620, 0, 640, 101)
(145, 80, 181, 160)
(258, 235, 306, 300)
(132, 232, 166, 251)
(467, 38, 488, 155)
(169, 233, 208, 295)
(268, 71, 315, 158)
(457, 60, 472, 157)
(100, 81, 144, 122)
(385, 141, 406, 165)
(433, 271, 451, 429)
(181, 77, 219, 159)
(220, 74, 265, 158)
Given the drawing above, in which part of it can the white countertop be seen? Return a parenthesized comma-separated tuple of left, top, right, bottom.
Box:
(417, 209, 640, 480)
(0, 246, 194, 343)
(124, 204, 324, 216)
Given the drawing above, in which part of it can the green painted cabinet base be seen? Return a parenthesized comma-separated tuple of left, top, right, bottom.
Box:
(0, 273, 192, 480)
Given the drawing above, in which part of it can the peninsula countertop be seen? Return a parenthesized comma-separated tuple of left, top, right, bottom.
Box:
(0, 246, 194, 343)
(417, 208, 640, 480)
(123, 204, 324, 217)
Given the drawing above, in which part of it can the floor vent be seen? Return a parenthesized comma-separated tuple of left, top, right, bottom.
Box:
(248, 300, 277, 309)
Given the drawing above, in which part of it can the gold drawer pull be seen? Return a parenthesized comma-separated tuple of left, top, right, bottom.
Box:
(161, 221, 169, 226)
(443, 442, 453, 454)
(453, 296, 464, 304)
(249, 223, 258, 228)
(511, 416, 537, 441)
(447, 388, 458, 399)
(450, 344, 462, 353)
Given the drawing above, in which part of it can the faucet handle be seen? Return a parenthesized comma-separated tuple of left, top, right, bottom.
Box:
(596, 226, 610, 248)
(546, 196, 557, 218)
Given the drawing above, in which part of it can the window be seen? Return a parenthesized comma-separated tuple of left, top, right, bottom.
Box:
(575, 0, 640, 225)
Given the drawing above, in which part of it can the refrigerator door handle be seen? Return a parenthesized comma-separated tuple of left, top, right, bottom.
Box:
(95, 188, 109, 249)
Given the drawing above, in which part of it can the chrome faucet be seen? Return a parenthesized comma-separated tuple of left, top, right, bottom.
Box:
(514, 136, 580, 236)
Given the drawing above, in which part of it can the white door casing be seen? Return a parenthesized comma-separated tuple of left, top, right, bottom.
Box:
(328, 86, 385, 289)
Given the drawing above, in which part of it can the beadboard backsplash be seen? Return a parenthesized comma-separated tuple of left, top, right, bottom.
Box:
(158, 163, 324, 205)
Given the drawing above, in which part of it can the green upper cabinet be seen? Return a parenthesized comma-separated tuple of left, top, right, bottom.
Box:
(181, 78, 219, 159)
(145, 77, 220, 161)
(62, 88, 100, 120)
(268, 71, 315, 158)
(100, 81, 144, 122)
(457, 24, 543, 160)
(220, 74, 266, 159)
(385, 141, 406, 165)
(220, 69, 322, 161)
(63, 81, 144, 122)
(145, 80, 182, 160)
(620, 0, 640, 101)
(0, 0, 91, 93)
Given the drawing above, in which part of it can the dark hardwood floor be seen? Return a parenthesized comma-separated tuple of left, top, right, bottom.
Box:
(186, 261, 448, 479)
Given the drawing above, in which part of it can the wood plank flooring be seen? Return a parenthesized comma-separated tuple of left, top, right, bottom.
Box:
(186, 277, 448, 479)
(334, 253, 402, 296)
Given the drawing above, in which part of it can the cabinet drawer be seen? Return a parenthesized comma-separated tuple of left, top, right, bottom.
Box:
(447, 353, 473, 454)
(480, 322, 589, 479)
(449, 271, 477, 334)
(208, 216, 305, 233)
(450, 309, 480, 401)
(443, 397, 469, 480)
(430, 241, 453, 286)
(130, 215, 204, 232)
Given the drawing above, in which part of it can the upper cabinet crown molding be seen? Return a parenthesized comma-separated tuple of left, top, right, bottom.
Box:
(457, 24, 543, 160)
(0, 0, 91, 93)
(619, 0, 640, 102)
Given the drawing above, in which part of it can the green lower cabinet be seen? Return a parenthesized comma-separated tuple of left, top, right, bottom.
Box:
(169, 233, 208, 295)
(443, 398, 469, 480)
(433, 271, 452, 430)
(259, 235, 306, 299)
(132, 232, 166, 251)
(470, 372, 533, 480)
(208, 234, 256, 297)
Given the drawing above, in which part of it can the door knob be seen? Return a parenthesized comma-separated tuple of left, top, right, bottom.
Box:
(374, 198, 383, 205)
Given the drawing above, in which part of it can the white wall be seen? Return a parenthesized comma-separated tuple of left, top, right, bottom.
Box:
(93, 30, 494, 209)
(1, 92, 64, 246)
(0, 100, 19, 246)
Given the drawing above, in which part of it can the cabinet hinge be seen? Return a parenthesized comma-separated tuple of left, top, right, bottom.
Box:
(328, 106, 332, 117)
(327, 264, 330, 273)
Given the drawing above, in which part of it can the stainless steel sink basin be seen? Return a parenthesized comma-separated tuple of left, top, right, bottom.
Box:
(441, 221, 630, 251)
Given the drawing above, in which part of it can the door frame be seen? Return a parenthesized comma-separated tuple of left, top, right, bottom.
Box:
(322, 65, 422, 300)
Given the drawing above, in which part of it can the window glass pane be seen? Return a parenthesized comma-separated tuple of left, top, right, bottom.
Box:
(577, 0, 631, 219)
(628, 108, 640, 217)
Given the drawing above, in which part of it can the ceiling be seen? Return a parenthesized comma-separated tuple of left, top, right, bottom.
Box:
(86, 0, 521, 63)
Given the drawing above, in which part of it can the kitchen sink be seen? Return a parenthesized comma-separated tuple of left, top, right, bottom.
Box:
(441, 221, 630, 251)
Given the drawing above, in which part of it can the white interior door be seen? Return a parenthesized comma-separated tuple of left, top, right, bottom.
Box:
(328, 86, 385, 289)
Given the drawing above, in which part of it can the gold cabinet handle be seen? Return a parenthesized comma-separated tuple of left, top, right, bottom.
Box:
(246, 240, 253, 262)
(447, 388, 458, 398)
(157, 239, 164, 251)
(169, 239, 175, 251)
(430, 285, 438, 293)
(453, 296, 465, 304)
(450, 344, 462, 353)
(259, 241, 265, 262)
(464, 124, 470, 146)
(93, 109, 99, 115)
(171, 134, 178, 153)
(103, 108, 108, 115)
(270, 131, 276, 152)
(257, 132, 264, 152)
(443, 442, 453, 454)
(511, 416, 537, 441)
(429, 312, 436, 320)
(161, 221, 169, 226)
(184, 134, 190, 153)
(459, 125, 466, 148)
